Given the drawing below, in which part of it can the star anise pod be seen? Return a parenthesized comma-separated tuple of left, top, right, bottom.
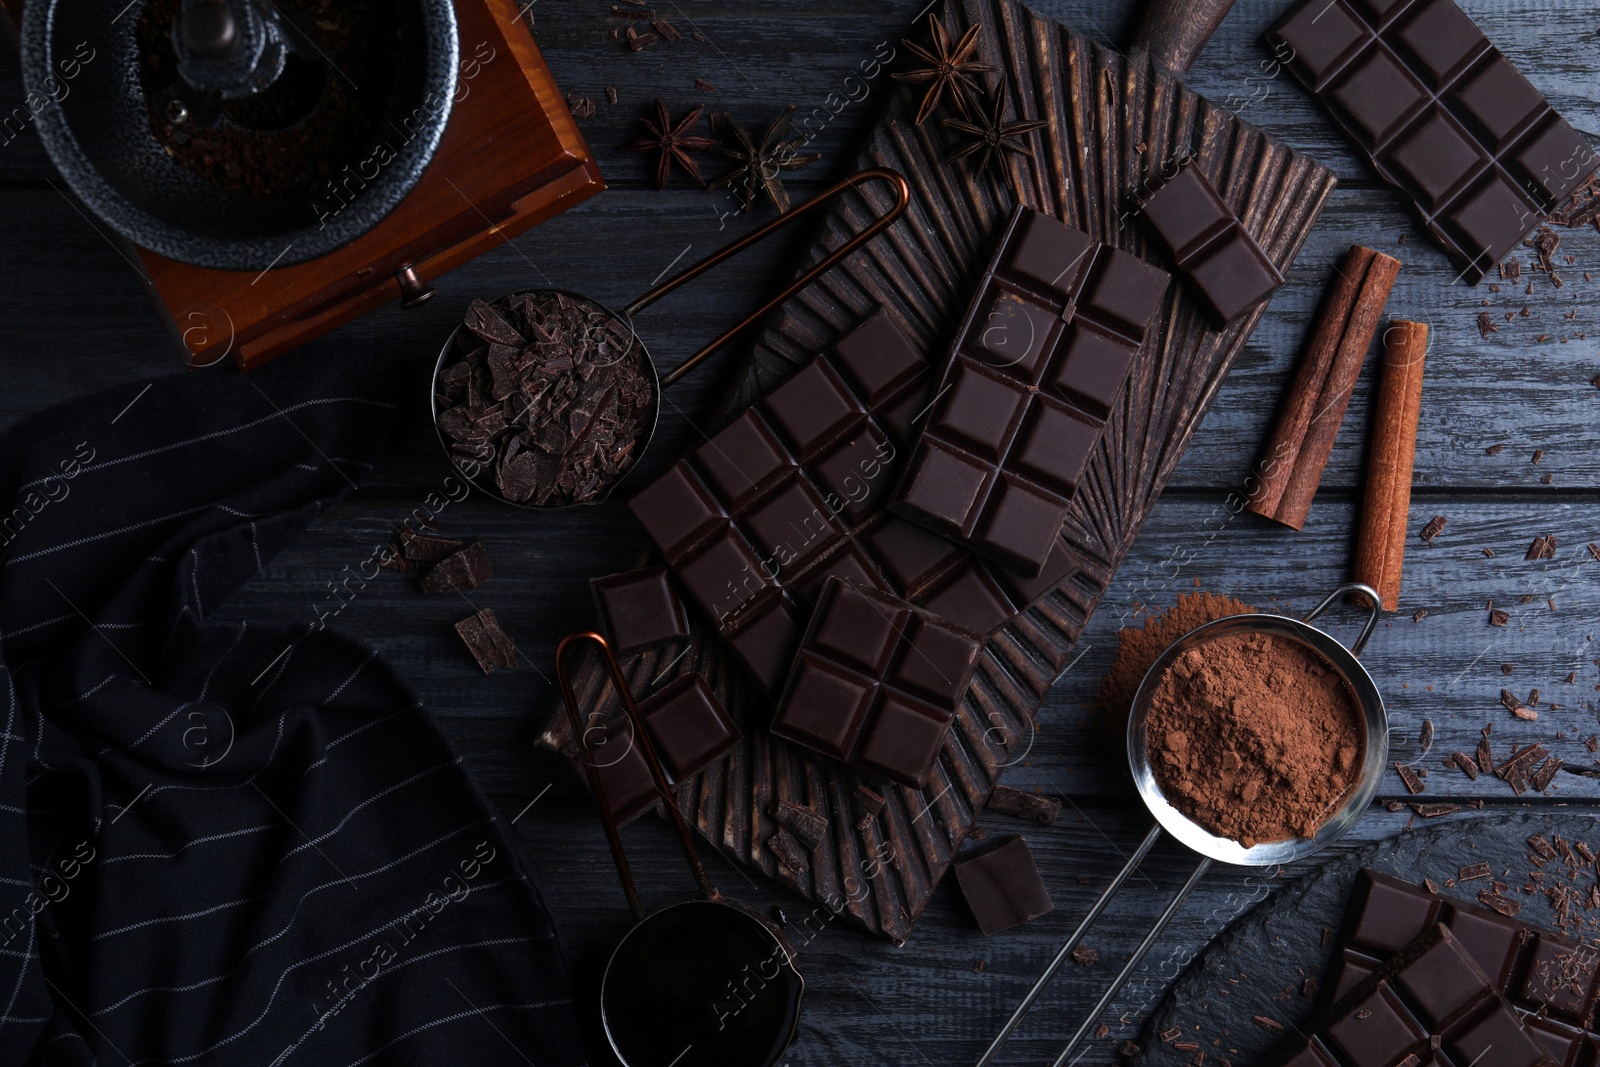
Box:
(623, 98, 716, 189)
(942, 83, 1047, 186)
(710, 106, 821, 214)
(892, 18, 997, 125)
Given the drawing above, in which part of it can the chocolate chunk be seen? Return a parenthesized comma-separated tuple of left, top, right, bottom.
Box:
(1136, 162, 1284, 326)
(1458, 861, 1492, 881)
(1452, 752, 1480, 780)
(767, 828, 807, 872)
(1276, 920, 1552, 1067)
(1420, 515, 1447, 543)
(1265, 0, 1600, 283)
(398, 528, 468, 563)
(770, 578, 983, 788)
(1071, 943, 1100, 966)
(453, 609, 518, 674)
(890, 207, 1168, 576)
(1490, 609, 1511, 627)
(986, 784, 1062, 826)
(591, 565, 691, 654)
(772, 799, 829, 851)
(953, 834, 1054, 936)
(1395, 762, 1426, 794)
(637, 672, 739, 781)
(421, 540, 492, 594)
(464, 299, 525, 346)
(1527, 534, 1558, 560)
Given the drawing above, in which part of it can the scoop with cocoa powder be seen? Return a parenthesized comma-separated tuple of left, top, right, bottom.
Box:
(1145, 630, 1364, 848)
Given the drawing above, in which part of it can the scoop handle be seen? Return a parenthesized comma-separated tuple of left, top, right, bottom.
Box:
(1304, 582, 1384, 658)
(1128, 0, 1238, 76)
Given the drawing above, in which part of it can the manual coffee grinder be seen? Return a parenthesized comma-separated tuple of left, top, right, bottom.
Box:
(7, 0, 602, 370)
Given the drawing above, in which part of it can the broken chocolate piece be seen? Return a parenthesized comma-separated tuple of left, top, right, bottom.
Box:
(986, 784, 1062, 826)
(772, 800, 829, 851)
(420, 540, 493, 594)
(953, 834, 1054, 936)
(453, 609, 518, 674)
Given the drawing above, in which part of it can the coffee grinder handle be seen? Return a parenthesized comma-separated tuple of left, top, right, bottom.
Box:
(1303, 582, 1383, 657)
(622, 167, 912, 388)
(554, 632, 716, 922)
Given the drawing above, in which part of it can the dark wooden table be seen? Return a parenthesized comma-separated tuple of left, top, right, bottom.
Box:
(3, 2, 1598, 1064)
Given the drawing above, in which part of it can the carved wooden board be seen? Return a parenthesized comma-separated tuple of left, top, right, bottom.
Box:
(541, 0, 1337, 944)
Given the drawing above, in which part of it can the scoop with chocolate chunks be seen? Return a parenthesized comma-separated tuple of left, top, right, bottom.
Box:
(435, 291, 657, 507)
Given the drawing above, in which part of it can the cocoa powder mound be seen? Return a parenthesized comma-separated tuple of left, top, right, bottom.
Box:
(1146, 631, 1363, 848)
(1097, 592, 1259, 720)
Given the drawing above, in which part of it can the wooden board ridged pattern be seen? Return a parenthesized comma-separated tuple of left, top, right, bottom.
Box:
(542, 0, 1338, 944)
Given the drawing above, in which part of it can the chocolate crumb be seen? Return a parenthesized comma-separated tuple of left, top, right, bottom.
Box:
(1483, 548, 1496, 558)
(1490, 609, 1510, 626)
(973, 959, 986, 974)
(1412, 608, 1429, 622)
(605, 85, 618, 105)
(1419, 516, 1447, 544)
(1252, 1015, 1284, 1034)
(1072, 944, 1100, 967)
(1094, 1023, 1111, 1040)
(1119, 1041, 1143, 1057)
(1477, 311, 1498, 338)
(694, 78, 717, 93)
(1532, 449, 1545, 464)
(1419, 719, 1434, 755)
(1303, 978, 1319, 1000)
(1161, 1027, 1184, 1043)
(1453, 752, 1480, 780)
(1486, 443, 1504, 455)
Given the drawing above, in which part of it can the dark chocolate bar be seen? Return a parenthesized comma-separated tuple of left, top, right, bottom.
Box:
(770, 577, 981, 788)
(889, 206, 1168, 576)
(1324, 870, 1600, 1066)
(591, 565, 691, 654)
(627, 307, 1088, 695)
(953, 834, 1054, 936)
(1277, 922, 1555, 1067)
(1136, 163, 1284, 327)
(1265, 0, 1599, 283)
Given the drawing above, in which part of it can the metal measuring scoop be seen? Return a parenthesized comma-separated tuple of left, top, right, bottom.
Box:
(976, 582, 1388, 1067)
(432, 168, 911, 509)
(556, 632, 805, 1067)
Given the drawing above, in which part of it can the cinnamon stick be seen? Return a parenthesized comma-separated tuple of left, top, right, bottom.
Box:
(1246, 245, 1402, 529)
(1353, 320, 1429, 610)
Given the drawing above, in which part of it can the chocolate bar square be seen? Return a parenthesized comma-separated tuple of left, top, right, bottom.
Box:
(890, 206, 1168, 577)
(770, 577, 983, 788)
(1264, 0, 1600, 283)
(637, 673, 739, 781)
(591, 565, 691, 654)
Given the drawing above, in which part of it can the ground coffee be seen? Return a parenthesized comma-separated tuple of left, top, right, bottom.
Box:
(1146, 630, 1363, 847)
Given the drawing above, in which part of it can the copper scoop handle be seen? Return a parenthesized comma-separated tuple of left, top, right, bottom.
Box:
(622, 167, 912, 388)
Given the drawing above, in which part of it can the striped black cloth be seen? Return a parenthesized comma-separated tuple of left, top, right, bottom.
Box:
(0, 344, 584, 1066)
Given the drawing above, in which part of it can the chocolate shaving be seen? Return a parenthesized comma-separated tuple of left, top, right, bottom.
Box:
(1476, 890, 1521, 917)
(1395, 762, 1426, 795)
(1409, 802, 1460, 818)
(1252, 1015, 1284, 1034)
(986, 785, 1062, 826)
(1459, 861, 1492, 881)
(1532, 757, 1564, 793)
(1419, 515, 1447, 543)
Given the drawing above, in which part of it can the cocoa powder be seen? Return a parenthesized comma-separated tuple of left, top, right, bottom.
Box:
(1146, 630, 1363, 848)
(1097, 592, 1259, 720)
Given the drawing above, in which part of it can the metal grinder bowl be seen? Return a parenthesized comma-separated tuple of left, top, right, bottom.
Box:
(1125, 582, 1389, 867)
(21, 0, 458, 270)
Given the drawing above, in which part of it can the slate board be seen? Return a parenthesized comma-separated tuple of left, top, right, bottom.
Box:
(1131, 812, 1600, 1067)
(543, 0, 1337, 945)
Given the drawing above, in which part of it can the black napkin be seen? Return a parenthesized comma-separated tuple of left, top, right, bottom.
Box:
(0, 343, 583, 1066)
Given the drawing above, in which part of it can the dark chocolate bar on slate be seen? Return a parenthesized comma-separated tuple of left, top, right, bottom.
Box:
(770, 577, 982, 788)
(627, 307, 1087, 695)
(591, 565, 691, 654)
(1265, 0, 1599, 284)
(889, 206, 1168, 577)
(1275, 923, 1556, 1067)
(1323, 869, 1600, 1066)
(1136, 163, 1285, 327)
(953, 834, 1054, 936)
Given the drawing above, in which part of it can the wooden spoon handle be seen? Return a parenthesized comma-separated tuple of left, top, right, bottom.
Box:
(1128, 0, 1238, 75)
